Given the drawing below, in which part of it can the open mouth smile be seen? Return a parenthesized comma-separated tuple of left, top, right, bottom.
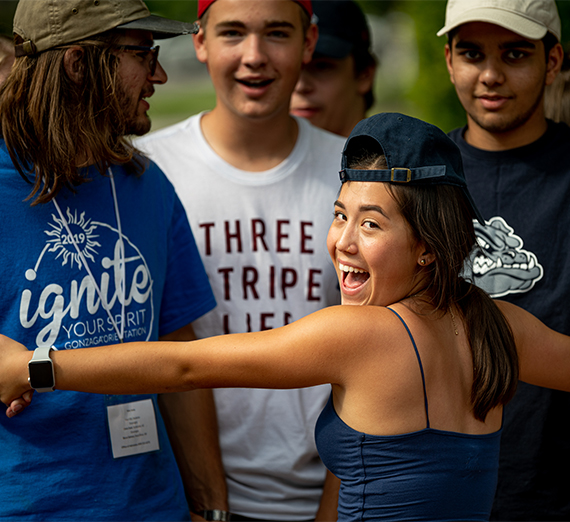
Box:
(339, 262, 370, 291)
(237, 78, 274, 88)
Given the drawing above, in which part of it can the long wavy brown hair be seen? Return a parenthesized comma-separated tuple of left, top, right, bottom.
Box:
(346, 145, 519, 422)
(0, 32, 144, 205)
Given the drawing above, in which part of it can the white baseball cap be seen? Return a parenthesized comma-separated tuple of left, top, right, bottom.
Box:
(436, 0, 561, 42)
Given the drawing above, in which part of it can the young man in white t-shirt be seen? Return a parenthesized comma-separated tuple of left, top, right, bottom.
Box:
(137, 1, 345, 520)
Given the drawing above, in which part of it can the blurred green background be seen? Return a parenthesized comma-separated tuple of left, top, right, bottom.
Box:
(2, 0, 569, 133)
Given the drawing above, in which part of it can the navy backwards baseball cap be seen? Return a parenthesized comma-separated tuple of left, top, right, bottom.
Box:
(312, 0, 371, 59)
(340, 113, 485, 225)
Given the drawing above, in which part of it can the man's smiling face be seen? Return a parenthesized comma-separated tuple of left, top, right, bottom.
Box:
(445, 22, 553, 139)
(193, 0, 316, 122)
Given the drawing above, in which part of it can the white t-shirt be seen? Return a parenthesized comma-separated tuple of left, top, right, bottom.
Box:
(137, 114, 345, 520)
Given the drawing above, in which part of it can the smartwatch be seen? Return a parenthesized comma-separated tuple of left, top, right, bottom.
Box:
(28, 346, 58, 392)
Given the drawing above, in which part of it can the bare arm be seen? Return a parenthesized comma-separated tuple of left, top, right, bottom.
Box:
(0, 305, 377, 406)
(497, 300, 570, 391)
(157, 324, 228, 520)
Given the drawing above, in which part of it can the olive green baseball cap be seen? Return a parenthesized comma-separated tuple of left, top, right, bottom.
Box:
(13, 0, 197, 57)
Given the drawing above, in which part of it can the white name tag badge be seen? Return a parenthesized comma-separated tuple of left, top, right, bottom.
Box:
(107, 399, 160, 459)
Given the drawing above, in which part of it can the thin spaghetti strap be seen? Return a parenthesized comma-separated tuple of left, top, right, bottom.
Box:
(386, 307, 430, 429)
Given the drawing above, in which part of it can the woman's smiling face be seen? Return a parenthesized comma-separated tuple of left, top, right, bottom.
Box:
(327, 181, 427, 307)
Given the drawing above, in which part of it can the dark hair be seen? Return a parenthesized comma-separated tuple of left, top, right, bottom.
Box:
(0, 31, 144, 205)
(353, 46, 377, 111)
(346, 146, 519, 421)
(542, 31, 559, 58)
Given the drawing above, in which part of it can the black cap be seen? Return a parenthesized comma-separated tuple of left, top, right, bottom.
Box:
(312, 0, 371, 59)
(340, 113, 484, 225)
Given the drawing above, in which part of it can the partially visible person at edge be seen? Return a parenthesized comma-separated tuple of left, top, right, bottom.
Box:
(290, 0, 377, 137)
(136, 0, 345, 520)
(438, 0, 570, 519)
(545, 51, 570, 124)
(0, 35, 14, 85)
(0, 0, 228, 520)
(4, 113, 570, 522)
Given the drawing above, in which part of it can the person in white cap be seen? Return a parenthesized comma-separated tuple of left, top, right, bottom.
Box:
(0, 0, 228, 520)
(438, 0, 568, 520)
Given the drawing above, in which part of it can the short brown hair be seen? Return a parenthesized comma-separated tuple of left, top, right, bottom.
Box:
(199, 1, 311, 35)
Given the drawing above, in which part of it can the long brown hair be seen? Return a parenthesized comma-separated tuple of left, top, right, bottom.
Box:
(347, 149, 519, 422)
(0, 32, 143, 205)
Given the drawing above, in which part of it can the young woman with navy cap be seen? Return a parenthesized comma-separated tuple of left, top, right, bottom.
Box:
(2, 113, 570, 521)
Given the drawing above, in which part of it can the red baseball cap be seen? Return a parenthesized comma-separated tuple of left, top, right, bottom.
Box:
(197, 0, 313, 18)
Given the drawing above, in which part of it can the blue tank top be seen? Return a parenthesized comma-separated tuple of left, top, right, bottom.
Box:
(315, 308, 501, 521)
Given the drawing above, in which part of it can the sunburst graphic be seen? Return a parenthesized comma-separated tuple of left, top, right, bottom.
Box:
(45, 208, 101, 269)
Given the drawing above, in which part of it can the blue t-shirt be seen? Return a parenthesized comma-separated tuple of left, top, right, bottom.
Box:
(0, 141, 216, 520)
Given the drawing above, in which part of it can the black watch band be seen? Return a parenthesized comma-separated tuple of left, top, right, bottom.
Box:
(194, 509, 230, 521)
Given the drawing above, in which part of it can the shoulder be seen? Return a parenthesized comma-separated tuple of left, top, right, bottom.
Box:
(296, 116, 345, 151)
(547, 119, 570, 141)
(447, 126, 467, 145)
(135, 113, 201, 151)
(289, 305, 407, 355)
(116, 156, 178, 207)
(131, 155, 171, 183)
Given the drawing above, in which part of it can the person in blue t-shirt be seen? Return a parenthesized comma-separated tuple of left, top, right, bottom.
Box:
(0, 1, 228, 520)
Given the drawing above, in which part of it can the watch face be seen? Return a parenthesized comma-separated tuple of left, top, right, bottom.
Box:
(29, 360, 55, 389)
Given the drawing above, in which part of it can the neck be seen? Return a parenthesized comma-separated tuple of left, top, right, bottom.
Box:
(464, 110, 548, 151)
(201, 106, 299, 172)
(339, 110, 367, 138)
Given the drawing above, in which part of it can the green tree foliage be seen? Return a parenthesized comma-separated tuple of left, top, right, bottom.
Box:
(0, 1, 18, 37)
(145, 0, 198, 22)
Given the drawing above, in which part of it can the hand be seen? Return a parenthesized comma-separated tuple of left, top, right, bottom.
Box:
(0, 334, 34, 414)
(6, 390, 34, 418)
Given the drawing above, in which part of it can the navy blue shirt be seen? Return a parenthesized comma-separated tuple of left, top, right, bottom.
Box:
(450, 122, 570, 520)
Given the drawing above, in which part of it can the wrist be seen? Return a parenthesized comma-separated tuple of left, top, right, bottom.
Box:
(28, 346, 57, 392)
(2, 351, 33, 405)
(192, 509, 231, 521)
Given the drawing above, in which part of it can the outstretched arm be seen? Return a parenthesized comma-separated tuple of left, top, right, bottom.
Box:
(0, 305, 373, 407)
(497, 300, 570, 391)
